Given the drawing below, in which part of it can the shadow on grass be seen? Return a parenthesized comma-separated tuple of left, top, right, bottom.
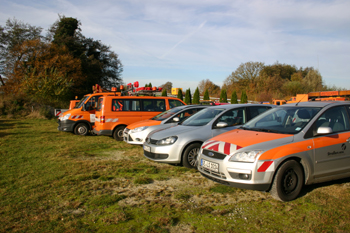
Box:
(299, 176, 350, 198)
(0, 119, 30, 130)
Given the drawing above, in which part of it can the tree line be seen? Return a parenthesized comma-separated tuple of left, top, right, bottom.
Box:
(0, 16, 123, 108)
(180, 61, 341, 104)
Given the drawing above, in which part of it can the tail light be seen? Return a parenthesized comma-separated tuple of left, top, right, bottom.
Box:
(101, 116, 105, 123)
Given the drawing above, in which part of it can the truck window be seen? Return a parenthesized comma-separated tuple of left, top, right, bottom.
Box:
(96, 98, 104, 111)
(169, 99, 185, 108)
(142, 99, 165, 111)
(112, 99, 141, 111)
(85, 95, 102, 110)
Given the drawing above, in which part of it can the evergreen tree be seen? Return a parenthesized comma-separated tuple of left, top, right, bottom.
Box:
(185, 89, 192, 104)
(220, 89, 227, 103)
(231, 90, 238, 104)
(240, 90, 248, 103)
(148, 82, 152, 88)
(161, 89, 167, 96)
(177, 89, 183, 100)
(193, 87, 200, 104)
(203, 89, 210, 100)
(145, 84, 148, 88)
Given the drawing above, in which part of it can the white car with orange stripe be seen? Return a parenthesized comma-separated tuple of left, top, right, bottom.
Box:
(198, 101, 350, 201)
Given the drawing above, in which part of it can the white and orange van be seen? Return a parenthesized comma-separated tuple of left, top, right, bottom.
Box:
(58, 91, 121, 136)
(198, 101, 350, 201)
(93, 96, 186, 141)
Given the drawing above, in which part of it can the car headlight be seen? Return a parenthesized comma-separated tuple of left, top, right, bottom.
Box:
(61, 113, 71, 121)
(229, 150, 263, 163)
(131, 126, 149, 133)
(156, 136, 178, 145)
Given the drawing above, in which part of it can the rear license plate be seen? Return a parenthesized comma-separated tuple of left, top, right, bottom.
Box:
(143, 145, 151, 152)
(201, 159, 219, 172)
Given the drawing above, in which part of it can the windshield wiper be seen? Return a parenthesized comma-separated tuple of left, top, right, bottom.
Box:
(250, 128, 280, 133)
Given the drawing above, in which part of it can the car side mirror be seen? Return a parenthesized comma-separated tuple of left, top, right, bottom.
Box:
(173, 117, 180, 122)
(216, 122, 228, 128)
(317, 126, 333, 135)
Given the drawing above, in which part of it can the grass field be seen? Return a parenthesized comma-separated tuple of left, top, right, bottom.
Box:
(1, 118, 350, 232)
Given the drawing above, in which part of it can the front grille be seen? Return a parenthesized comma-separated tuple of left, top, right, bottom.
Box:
(202, 149, 227, 160)
(144, 151, 169, 159)
(198, 165, 227, 179)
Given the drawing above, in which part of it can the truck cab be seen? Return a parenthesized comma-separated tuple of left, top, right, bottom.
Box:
(57, 91, 121, 136)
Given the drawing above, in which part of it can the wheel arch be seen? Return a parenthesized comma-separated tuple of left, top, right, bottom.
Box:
(267, 156, 307, 192)
(180, 140, 204, 164)
(73, 120, 92, 131)
(112, 123, 128, 135)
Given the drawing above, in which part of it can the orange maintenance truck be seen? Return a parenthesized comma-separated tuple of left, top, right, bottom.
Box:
(57, 85, 121, 136)
(93, 95, 186, 141)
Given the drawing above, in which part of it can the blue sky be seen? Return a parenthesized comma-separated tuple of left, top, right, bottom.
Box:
(1, 0, 350, 91)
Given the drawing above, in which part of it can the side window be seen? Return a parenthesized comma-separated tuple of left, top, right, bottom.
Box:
(85, 95, 102, 110)
(96, 98, 103, 111)
(169, 99, 185, 108)
(316, 106, 350, 133)
(142, 100, 153, 111)
(168, 108, 200, 123)
(217, 108, 245, 126)
(112, 99, 124, 111)
(131, 100, 141, 111)
(155, 100, 166, 111)
(248, 106, 270, 119)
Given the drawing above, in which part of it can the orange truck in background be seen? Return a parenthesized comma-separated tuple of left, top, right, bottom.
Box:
(288, 91, 350, 103)
(93, 95, 186, 141)
(272, 99, 286, 105)
(57, 85, 122, 136)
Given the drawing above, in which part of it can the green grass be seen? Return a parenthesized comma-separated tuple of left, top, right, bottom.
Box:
(1, 118, 350, 232)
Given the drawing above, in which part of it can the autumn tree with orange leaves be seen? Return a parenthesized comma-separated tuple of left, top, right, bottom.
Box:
(5, 39, 83, 105)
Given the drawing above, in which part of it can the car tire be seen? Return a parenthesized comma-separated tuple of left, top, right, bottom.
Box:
(270, 160, 304, 202)
(74, 123, 89, 136)
(113, 125, 125, 141)
(182, 143, 201, 169)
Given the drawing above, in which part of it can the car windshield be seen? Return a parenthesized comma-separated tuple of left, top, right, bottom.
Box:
(181, 108, 225, 126)
(241, 106, 321, 134)
(151, 107, 184, 121)
(75, 95, 89, 108)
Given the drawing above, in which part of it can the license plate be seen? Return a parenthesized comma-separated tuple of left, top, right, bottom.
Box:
(201, 159, 219, 172)
(143, 145, 151, 152)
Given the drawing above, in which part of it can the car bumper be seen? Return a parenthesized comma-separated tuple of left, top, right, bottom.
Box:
(123, 129, 149, 145)
(57, 119, 75, 132)
(143, 141, 183, 164)
(197, 152, 273, 191)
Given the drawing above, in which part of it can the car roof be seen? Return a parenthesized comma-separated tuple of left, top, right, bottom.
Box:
(205, 103, 275, 109)
(281, 101, 350, 108)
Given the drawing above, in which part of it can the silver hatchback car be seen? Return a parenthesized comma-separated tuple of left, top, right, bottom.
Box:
(143, 104, 274, 168)
(123, 105, 210, 145)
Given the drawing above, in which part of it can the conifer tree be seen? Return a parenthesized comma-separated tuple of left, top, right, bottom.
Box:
(203, 89, 209, 100)
(185, 89, 192, 104)
(177, 89, 183, 100)
(193, 87, 200, 104)
(231, 90, 238, 104)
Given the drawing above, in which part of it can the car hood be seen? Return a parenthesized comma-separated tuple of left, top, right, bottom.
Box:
(201, 129, 293, 156)
(127, 119, 161, 130)
(148, 125, 199, 140)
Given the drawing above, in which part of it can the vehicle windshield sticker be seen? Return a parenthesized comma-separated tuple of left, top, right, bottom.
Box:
(295, 127, 301, 131)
